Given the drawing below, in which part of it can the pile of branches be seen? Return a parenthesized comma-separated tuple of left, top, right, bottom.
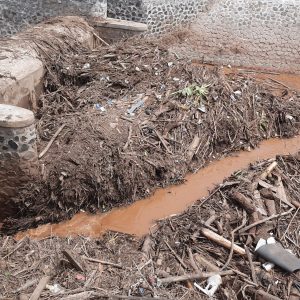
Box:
(1, 154, 300, 299)
(3, 35, 300, 233)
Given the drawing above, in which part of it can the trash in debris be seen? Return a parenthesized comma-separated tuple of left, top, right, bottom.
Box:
(82, 63, 90, 70)
(198, 103, 206, 113)
(75, 274, 86, 282)
(127, 99, 145, 116)
(255, 237, 300, 273)
(94, 104, 106, 112)
(46, 283, 64, 294)
(194, 274, 222, 296)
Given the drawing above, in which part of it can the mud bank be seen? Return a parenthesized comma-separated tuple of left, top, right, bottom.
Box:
(17, 135, 300, 239)
(2, 153, 300, 299)
(2, 36, 300, 235)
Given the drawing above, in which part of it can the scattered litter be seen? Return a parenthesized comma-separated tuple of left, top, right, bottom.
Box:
(194, 275, 222, 297)
(198, 103, 206, 113)
(75, 274, 86, 282)
(256, 237, 300, 273)
(46, 284, 64, 294)
(94, 104, 106, 112)
(82, 63, 90, 69)
(127, 98, 145, 116)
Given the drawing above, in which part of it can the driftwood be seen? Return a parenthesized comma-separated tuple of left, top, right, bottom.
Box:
(230, 191, 256, 214)
(260, 161, 278, 180)
(200, 227, 246, 255)
(265, 199, 276, 216)
(39, 124, 66, 159)
(158, 270, 233, 284)
(83, 256, 124, 269)
(260, 188, 294, 208)
(245, 246, 258, 285)
(62, 250, 84, 272)
(141, 235, 152, 257)
(29, 276, 51, 300)
(194, 253, 219, 272)
(187, 135, 201, 161)
(239, 208, 294, 233)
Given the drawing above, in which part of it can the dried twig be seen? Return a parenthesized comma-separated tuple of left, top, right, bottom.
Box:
(158, 270, 233, 284)
(39, 124, 66, 159)
(240, 208, 294, 233)
(29, 275, 51, 300)
(164, 240, 188, 269)
(83, 256, 124, 269)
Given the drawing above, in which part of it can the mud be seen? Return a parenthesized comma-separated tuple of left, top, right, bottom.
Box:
(17, 135, 300, 240)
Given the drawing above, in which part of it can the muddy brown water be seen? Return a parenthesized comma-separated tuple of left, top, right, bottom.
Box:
(16, 136, 300, 240)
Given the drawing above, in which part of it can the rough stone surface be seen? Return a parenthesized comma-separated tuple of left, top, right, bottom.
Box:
(0, 0, 107, 36)
(1, 0, 299, 72)
(0, 104, 35, 128)
(108, 0, 300, 73)
(172, 0, 300, 73)
(0, 123, 37, 220)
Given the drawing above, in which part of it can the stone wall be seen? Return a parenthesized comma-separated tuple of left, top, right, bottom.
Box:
(0, 124, 37, 221)
(171, 0, 300, 73)
(0, 0, 107, 36)
(107, 0, 209, 34)
(1, 0, 299, 72)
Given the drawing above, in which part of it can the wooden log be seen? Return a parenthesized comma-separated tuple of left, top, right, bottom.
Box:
(187, 135, 201, 161)
(158, 270, 233, 284)
(260, 162, 278, 180)
(194, 253, 220, 272)
(29, 276, 51, 300)
(230, 191, 256, 214)
(200, 227, 246, 255)
(265, 199, 276, 216)
(62, 250, 84, 272)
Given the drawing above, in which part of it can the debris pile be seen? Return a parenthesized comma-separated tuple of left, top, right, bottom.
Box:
(1, 154, 300, 299)
(3, 35, 300, 233)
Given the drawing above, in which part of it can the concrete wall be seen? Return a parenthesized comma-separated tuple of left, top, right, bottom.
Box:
(0, 0, 107, 36)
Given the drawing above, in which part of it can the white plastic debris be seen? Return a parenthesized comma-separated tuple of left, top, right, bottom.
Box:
(234, 90, 242, 96)
(94, 104, 106, 112)
(173, 77, 180, 81)
(255, 237, 276, 271)
(46, 284, 64, 294)
(198, 103, 207, 113)
(82, 63, 90, 70)
(194, 274, 222, 297)
(168, 62, 173, 67)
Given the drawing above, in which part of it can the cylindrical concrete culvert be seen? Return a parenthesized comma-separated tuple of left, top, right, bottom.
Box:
(0, 104, 38, 221)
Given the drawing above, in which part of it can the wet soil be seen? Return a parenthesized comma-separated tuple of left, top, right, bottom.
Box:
(1, 154, 300, 299)
(2, 33, 300, 235)
(17, 135, 300, 239)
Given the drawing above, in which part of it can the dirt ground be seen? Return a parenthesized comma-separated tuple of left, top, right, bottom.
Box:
(1, 154, 300, 299)
(1, 29, 300, 234)
(1, 20, 300, 299)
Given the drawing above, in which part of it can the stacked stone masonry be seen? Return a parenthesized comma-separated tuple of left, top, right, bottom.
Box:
(1, 0, 299, 72)
(0, 124, 38, 220)
(0, 0, 107, 36)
